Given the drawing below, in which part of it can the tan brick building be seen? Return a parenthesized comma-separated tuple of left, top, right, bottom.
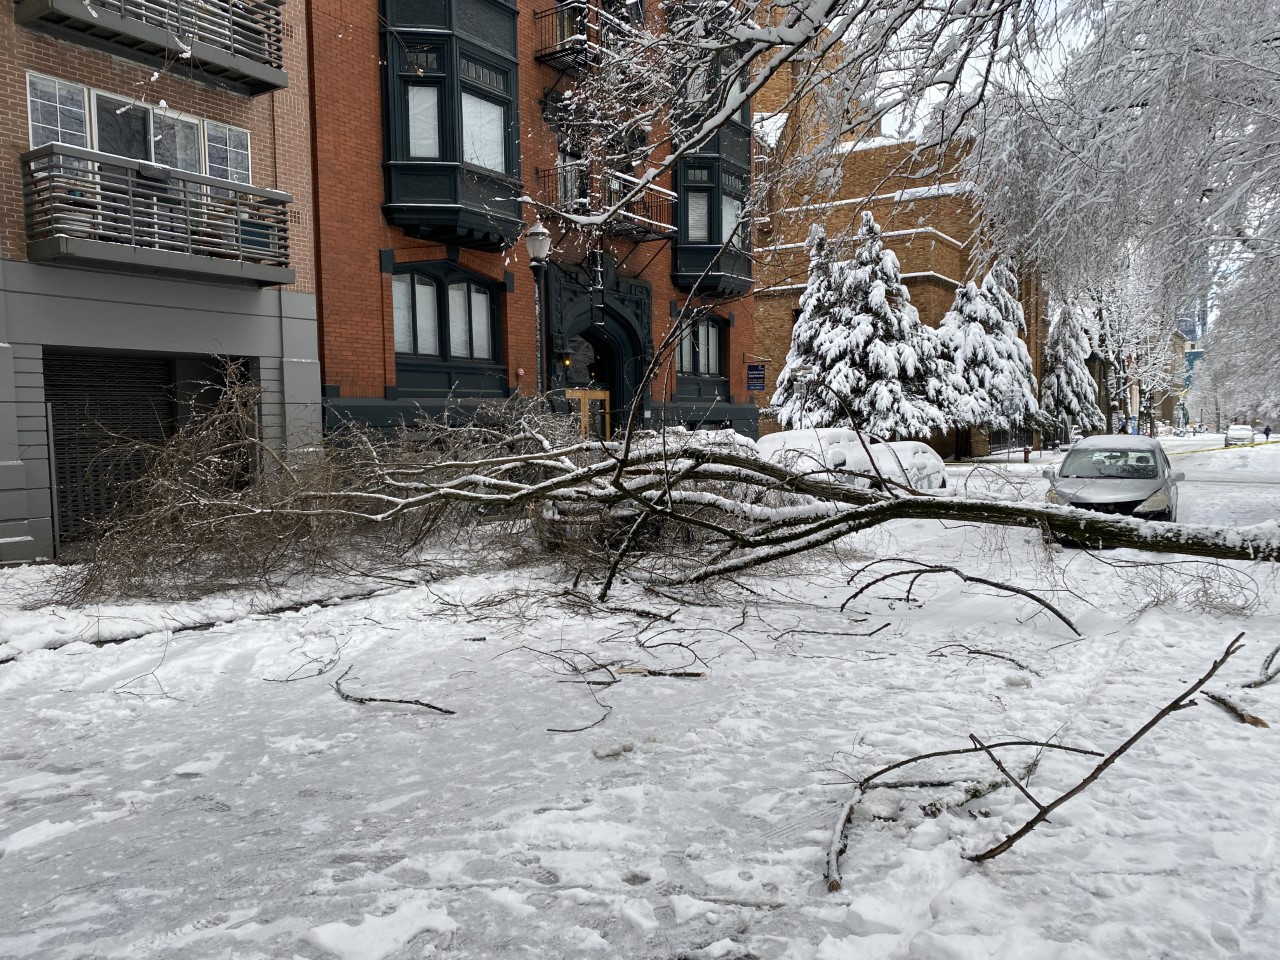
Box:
(0, 0, 319, 560)
(306, 0, 758, 437)
(751, 76, 1048, 454)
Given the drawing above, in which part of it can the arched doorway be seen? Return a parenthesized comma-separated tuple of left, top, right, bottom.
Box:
(560, 308, 642, 438)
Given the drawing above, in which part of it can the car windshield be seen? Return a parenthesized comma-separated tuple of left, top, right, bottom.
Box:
(1060, 448, 1160, 480)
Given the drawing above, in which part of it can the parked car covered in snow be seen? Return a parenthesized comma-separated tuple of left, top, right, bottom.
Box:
(1225, 424, 1255, 447)
(756, 428, 948, 491)
(1042, 434, 1183, 522)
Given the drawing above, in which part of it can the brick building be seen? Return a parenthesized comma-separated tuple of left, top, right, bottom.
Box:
(751, 77, 1048, 454)
(305, 0, 758, 439)
(0, 0, 320, 560)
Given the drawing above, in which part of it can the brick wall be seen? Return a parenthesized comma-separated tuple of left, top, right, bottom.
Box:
(308, 0, 755, 405)
(0, 2, 315, 293)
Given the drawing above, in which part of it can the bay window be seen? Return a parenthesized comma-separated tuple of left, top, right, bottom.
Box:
(678, 317, 724, 376)
(392, 269, 498, 363)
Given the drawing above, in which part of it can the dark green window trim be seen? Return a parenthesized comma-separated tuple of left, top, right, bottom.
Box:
(392, 263, 503, 364)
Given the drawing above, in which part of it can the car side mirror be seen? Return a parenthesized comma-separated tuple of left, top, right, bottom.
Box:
(1041, 467, 1056, 480)
(1172, 471, 1185, 482)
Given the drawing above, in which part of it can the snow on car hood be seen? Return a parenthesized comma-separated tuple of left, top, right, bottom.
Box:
(1053, 476, 1165, 504)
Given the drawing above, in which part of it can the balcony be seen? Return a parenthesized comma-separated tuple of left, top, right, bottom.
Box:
(15, 0, 287, 95)
(534, 1, 636, 73)
(22, 144, 295, 287)
(535, 164, 675, 241)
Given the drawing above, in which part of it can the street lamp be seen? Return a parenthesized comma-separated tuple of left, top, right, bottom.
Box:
(524, 221, 552, 398)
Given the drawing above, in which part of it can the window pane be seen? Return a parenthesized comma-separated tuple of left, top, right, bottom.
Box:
(461, 92, 506, 172)
(449, 283, 470, 357)
(721, 195, 742, 246)
(415, 278, 439, 354)
(470, 287, 491, 360)
(28, 76, 88, 148)
(706, 321, 721, 374)
(96, 95, 151, 161)
(687, 192, 709, 242)
(393, 276, 413, 353)
(678, 329, 693, 373)
(154, 114, 202, 172)
(206, 122, 251, 183)
(407, 85, 439, 158)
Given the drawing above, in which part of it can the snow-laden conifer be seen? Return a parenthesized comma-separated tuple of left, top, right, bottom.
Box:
(935, 281, 1000, 430)
(772, 213, 952, 438)
(1040, 300, 1106, 433)
(975, 261, 1041, 431)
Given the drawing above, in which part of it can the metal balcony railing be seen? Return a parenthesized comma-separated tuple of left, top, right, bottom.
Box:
(22, 143, 293, 283)
(15, 0, 287, 93)
(535, 163, 676, 240)
(534, 1, 636, 71)
(93, 0, 284, 67)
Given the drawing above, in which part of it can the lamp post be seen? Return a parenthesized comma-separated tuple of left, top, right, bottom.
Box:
(524, 221, 552, 398)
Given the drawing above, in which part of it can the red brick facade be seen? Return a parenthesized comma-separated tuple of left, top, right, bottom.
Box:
(306, 1, 755, 413)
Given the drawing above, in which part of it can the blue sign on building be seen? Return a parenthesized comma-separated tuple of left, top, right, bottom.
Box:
(746, 363, 767, 392)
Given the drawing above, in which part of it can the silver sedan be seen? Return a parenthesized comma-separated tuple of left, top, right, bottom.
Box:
(1043, 435, 1184, 522)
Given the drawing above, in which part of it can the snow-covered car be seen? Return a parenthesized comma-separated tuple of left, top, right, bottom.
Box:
(1042, 435, 1183, 522)
(756, 428, 947, 491)
(1225, 424, 1255, 447)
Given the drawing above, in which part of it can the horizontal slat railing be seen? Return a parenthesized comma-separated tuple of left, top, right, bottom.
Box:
(93, 0, 284, 68)
(22, 143, 291, 268)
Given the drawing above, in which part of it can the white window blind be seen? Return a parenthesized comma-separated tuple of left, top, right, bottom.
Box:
(415, 278, 439, 354)
(461, 92, 505, 172)
(407, 86, 440, 158)
(392, 276, 414, 353)
(687, 192, 710, 242)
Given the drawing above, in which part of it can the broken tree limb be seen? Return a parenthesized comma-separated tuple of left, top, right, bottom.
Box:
(1204, 692, 1269, 728)
(1243, 642, 1280, 689)
(841, 562, 1081, 637)
(966, 633, 1247, 863)
(970, 734, 1046, 812)
(331, 665, 456, 715)
(825, 739, 1103, 892)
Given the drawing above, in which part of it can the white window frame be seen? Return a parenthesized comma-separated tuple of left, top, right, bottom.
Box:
(26, 73, 88, 149)
(26, 72, 252, 186)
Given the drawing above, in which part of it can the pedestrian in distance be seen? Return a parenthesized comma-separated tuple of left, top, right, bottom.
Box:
(1265, 425, 1272, 442)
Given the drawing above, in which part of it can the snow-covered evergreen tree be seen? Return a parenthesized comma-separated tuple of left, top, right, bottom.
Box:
(935, 281, 1000, 430)
(772, 212, 953, 438)
(974, 261, 1042, 431)
(1040, 300, 1105, 434)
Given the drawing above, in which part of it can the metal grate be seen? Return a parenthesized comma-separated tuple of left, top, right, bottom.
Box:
(44, 355, 177, 540)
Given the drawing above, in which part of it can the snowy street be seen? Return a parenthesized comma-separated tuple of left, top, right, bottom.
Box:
(2, 443, 1279, 960)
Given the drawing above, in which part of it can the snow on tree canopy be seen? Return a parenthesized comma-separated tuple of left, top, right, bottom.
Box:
(1041, 299, 1106, 433)
(772, 213, 955, 439)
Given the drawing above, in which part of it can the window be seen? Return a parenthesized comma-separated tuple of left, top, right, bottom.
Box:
(448, 282, 493, 359)
(678, 318, 723, 376)
(394, 272, 496, 360)
(687, 192, 710, 242)
(721, 194, 742, 247)
(26, 74, 251, 184)
(461, 92, 506, 172)
(28, 75, 87, 148)
(206, 121, 251, 185)
(407, 86, 440, 158)
(154, 114, 202, 173)
(393, 275, 440, 355)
